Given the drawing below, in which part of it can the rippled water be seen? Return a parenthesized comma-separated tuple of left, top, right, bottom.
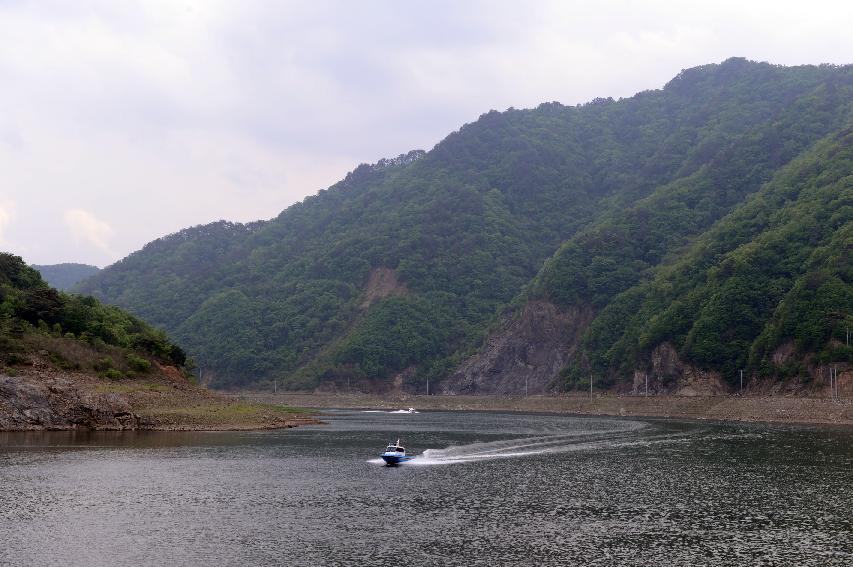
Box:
(1, 410, 851, 566)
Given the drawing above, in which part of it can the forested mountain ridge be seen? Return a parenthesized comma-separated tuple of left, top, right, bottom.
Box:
(470, 126, 852, 394)
(33, 263, 100, 291)
(78, 58, 853, 391)
(0, 253, 317, 431)
(1, 253, 187, 373)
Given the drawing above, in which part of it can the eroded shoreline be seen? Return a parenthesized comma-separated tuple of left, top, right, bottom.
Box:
(235, 391, 853, 426)
(0, 366, 320, 432)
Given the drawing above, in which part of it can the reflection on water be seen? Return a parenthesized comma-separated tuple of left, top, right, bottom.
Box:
(1, 410, 851, 566)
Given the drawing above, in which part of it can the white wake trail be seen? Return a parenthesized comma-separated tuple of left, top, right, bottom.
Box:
(381, 420, 666, 466)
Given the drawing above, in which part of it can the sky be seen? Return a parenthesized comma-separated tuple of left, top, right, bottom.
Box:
(1, 0, 852, 267)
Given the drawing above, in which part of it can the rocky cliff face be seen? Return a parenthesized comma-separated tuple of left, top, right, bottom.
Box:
(0, 372, 143, 430)
(442, 301, 593, 395)
(630, 342, 850, 397)
(631, 343, 731, 396)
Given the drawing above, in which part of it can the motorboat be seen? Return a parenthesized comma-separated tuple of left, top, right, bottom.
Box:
(381, 439, 414, 465)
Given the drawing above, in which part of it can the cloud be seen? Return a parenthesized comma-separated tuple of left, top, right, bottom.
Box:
(2, 0, 853, 265)
(0, 199, 14, 248)
(63, 208, 115, 257)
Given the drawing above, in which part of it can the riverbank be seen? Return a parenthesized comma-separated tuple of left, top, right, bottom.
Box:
(235, 391, 853, 426)
(0, 357, 318, 431)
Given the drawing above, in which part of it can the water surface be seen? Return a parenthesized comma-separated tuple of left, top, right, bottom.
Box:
(1, 410, 851, 566)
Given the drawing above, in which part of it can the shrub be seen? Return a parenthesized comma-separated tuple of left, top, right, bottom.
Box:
(4, 352, 28, 366)
(48, 351, 81, 371)
(126, 353, 151, 373)
(103, 368, 123, 380)
(93, 357, 114, 372)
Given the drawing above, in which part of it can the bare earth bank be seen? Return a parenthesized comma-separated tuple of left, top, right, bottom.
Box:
(234, 392, 853, 427)
(0, 357, 319, 432)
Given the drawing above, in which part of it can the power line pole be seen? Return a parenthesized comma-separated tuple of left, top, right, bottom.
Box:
(525, 376, 528, 397)
(426, 377, 429, 396)
(590, 374, 593, 399)
(830, 366, 834, 401)
(830, 366, 838, 401)
(740, 369, 743, 395)
(645, 374, 648, 397)
(835, 366, 840, 401)
(274, 377, 277, 394)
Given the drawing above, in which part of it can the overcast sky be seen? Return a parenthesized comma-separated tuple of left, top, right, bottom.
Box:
(2, 0, 852, 267)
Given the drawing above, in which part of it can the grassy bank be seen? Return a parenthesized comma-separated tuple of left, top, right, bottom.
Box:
(235, 392, 853, 426)
(1, 352, 319, 431)
(123, 385, 318, 431)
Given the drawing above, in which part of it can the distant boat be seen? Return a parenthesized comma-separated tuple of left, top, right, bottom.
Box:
(362, 407, 418, 414)
(381, 439, 414, 465)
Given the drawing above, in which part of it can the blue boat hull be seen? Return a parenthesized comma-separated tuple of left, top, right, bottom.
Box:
(381, 454, 414, 465)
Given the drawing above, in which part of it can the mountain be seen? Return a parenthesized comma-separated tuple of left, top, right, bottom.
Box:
(449, 126, 853, 394)
(78, 58, 853, 391)
(2, 253, 186, 371)
(0, 252, 313, 430)
(32, 263, 101, 291)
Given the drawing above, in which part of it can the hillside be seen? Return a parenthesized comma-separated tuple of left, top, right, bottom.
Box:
(32, 263, 101, 291)
(78, 58, 853, 392)
(449, 127, 852, 394)
(0, 253, 314, 430)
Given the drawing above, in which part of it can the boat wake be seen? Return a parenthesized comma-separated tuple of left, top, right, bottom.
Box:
(361, 408, 419, 414)
(368, 420, 709, 467)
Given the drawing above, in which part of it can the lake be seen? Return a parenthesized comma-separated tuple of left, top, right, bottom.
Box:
(1, 410, 851, 566)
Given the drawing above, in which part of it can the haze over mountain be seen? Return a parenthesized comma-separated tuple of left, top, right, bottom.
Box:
(5, 1, 853, 269)
(32, 263, 101, 291)
(79, 59, 853, 392)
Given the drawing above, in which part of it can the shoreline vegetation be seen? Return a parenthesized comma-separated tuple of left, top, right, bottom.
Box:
(0, 362, 319, 432)
(237, 392, 853, 427)
(0, 253, 319, 432)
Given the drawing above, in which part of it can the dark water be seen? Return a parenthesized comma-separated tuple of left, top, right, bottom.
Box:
(1, 410, 852, 566)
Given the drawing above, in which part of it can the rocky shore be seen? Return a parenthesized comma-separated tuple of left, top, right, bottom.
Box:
(0, 358, 318, 432)
(239, 391, 853, 426)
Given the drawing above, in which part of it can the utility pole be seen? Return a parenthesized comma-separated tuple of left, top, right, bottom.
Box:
(835, 366, 840, 401)
(830, 366, 834, 401)
(740, 369, 743, 395)
(830, 366, 838, 401)
(832, 366, 836, 401)
(590, 374, 593, 399)
(426, 377, 429, 396)
(645, 374, 648, 397)
(274, 377, 277, 394)
(525, 376, 528, 397)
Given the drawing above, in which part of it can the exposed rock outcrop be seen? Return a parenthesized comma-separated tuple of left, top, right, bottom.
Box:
(360, 267, 408, 309)
(0, 373, 143, 431)
(0, 355, 319, 431)
(443, 301, 593, 395)
(631, 342, 731, 396)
